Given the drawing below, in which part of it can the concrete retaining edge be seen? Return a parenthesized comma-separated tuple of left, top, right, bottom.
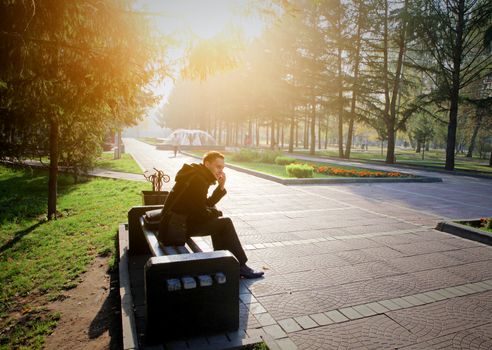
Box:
(435, 220, 492, 246)
(118, 224, 139, 350)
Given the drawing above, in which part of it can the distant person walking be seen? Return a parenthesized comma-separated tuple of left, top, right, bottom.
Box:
(172, 137, 179, 157)
(244, 134, 252, 147)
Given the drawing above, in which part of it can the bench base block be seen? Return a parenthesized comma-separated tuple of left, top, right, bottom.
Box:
(144, 251, 239, 344)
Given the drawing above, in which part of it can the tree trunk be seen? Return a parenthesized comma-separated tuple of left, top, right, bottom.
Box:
(295, 121, 298, 148)
(345, 1, 363, 159)
(382, 0, 391, 161)
(318, 116, 321, 150)
(218, 120, 222, 145)
(446, 95, 459, 170)
(422, 138, 426, 160)
(446, 0, 465, 170)
(248, 119, 252, 145)
(281, 123, 284, 148)
(310, 102, 316, 155)
(223, 122, 227, 146)
(227, 123, 232, 146)
(239, 123, 243, 147)
(408, 134, 414, 149)
(386, 0, 407, 164)
(114, 129, 122, 159)
(345, 119, 354, 159)
(416, 140, 421, 153)
(337, 0, 344, 158)
(304, 114, 309, 149)
(337, 110, 343, 157)
(386, 125, 396, 163)
(270, 118, 276, 149)
(289, 116, 294, 153)
(276, 121, 280, 149)
(324, 116, 329, 149)
(337, 59, 344, 157)
(466, 108, 483, 157)
(489, 147, 492, 166)
(48, 117, 59, 220)
(235, 122, 239, 146)
(266, 124, 269, 146)
(255, 123, 259, 146)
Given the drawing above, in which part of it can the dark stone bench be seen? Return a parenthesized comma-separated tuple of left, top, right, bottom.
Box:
(127, 206, 239, 344)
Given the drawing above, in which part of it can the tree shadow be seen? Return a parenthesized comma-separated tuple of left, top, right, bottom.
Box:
(0, 221, 46, 254)
(0, 166, 82, 224)
(88, 235, 122, 349)
(88, 268, 122, 349)
(0, 166, 86, 253)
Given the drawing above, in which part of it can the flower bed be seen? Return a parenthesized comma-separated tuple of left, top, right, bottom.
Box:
(462, 217, 492, 233)
(314, 165, 404, 178)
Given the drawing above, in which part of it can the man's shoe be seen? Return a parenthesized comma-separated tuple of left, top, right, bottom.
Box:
(240, 265, 264, 279)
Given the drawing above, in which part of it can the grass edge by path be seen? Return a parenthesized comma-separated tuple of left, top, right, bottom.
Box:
(94, 152, 142, 174)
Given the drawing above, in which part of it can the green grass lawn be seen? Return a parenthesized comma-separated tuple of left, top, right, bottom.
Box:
(299, 147, 492, 174)
(94, 152, 142, 174)
(244, 342, 270, 350)
(481, 227, 492, 234)
(0, 165, 147, 349)
(187, 151, 411, 178)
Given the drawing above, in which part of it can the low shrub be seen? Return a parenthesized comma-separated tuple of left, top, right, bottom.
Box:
(275, 156, 296, 165)
(230, 148, 259, 162)
(286, 163, 314, 178)
(258, 150, 283, 163)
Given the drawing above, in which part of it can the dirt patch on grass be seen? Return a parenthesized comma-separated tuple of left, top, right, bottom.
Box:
(44, 256, 122, 350)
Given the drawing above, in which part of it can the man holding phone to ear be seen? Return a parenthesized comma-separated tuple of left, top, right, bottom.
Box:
(164, 151, 264, 279)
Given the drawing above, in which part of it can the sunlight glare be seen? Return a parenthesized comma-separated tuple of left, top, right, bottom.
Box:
(136, 0, 262, 40)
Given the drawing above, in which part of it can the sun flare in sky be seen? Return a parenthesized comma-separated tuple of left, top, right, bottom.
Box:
(135, 0, 264, 40)
(134, 0, 266, 112)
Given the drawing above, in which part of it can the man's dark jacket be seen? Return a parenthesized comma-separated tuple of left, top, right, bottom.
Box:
(161, 163, 226, 228)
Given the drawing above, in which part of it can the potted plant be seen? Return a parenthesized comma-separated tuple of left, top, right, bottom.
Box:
(142, 168, 171, 205)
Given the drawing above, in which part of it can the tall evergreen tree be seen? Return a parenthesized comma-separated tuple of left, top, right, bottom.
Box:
(412, 0, 492, 169)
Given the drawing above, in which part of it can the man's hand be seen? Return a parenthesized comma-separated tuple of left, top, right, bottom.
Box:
(218, 172, 226, 190)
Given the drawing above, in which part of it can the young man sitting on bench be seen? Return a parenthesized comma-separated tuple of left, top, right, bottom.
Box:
(160, 151, 264, 279)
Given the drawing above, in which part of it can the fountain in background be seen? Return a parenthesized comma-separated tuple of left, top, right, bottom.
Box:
(156, 129, 225, 151)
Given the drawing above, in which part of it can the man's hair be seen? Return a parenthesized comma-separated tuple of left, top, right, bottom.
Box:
(203, 151, 224, 164)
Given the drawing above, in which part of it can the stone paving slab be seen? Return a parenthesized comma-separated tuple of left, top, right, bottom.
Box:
(386, 291, 492, 342)
(123, 138, 492, 349)
(399, 322, 492, 349)
(290, 314, 417, 349)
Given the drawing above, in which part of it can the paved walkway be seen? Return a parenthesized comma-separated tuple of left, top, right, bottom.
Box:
(124, 138, 492, 350)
